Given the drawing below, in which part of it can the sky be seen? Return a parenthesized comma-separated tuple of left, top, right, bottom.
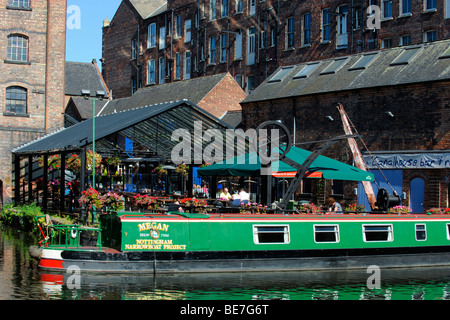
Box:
(66, 0, 122, 64)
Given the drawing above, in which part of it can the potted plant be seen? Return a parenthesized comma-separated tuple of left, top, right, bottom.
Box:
(103, 192, 125, 212)
(389, 205, 412, 215)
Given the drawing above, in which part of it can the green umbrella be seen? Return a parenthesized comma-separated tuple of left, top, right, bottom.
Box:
(197, 146, 374, 182)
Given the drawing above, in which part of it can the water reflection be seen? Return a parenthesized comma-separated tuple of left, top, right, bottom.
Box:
(1, 224, 450, 300)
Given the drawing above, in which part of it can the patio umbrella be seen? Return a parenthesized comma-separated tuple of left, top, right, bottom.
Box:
(197, 146, 374, 182)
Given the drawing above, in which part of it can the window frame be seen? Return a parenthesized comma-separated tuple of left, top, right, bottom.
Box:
(209, 36, 216, 65)
(286, 17, 295, 49)
(148, 23, 156, 48)
(147, 59, 155, 84)
(362, 224, 394, 242)
(253, 225, 290, 245)
(400, 0, 412, 16)
(220, 33, 227, 62)
(322, 9, 331, 43)
(7, 0, 31, 10)
(303, 12, 311, 46)
(7, 34, 29, 63)
(5, 86, 28, 115)
(415, 224, 427, 241)
(184, 51, 191, 80)
(314, 225, 340, 243)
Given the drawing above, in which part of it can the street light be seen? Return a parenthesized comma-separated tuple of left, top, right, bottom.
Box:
(81, 89, 106, 189)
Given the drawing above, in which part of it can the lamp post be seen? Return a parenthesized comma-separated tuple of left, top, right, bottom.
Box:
(81, 89, 105, 189)
(81, 89, 105, 224)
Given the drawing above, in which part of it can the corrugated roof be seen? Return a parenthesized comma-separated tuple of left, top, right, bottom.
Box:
(13, 100, 233, 159)
(100, 73, 230, 115)
(242, 39, 450, 104)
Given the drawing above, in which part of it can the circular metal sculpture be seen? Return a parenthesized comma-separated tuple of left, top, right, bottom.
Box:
(254, 121, 292, 164)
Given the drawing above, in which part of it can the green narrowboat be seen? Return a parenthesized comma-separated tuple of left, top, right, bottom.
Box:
(30, 211, 450, 273)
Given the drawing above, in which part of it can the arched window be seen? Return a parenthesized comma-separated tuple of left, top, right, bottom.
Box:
(6, 86, 27, 114)
(7, 34, 29, 62)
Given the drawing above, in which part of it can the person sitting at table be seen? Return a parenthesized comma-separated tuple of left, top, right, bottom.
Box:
(219, 188, 232, 200)
(326, 197, 343, 214)
(231, 190, 241, 206)
(239, 188, 250, 203)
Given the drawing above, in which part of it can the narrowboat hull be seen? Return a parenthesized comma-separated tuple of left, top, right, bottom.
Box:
(33, 246, 450, 274)
(31, 213, 450, 273)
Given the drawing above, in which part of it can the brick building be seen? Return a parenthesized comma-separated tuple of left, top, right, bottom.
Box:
(102, 0, 450, 98)
(0, 0, 67, 202)
(240, 39, 450, 212)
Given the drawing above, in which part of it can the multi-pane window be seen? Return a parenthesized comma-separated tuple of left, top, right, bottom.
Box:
(415, 224, 427, 241)
(236, 0, 243, 13)
(401, 0, 411, 15)
(7, 34, 28, 62)
(176, 15, 182, 38)
(247, 27, 256, 65)
(220, 34, 227, 62)
(425, 30, 437, 42)
(131, 39, 137, 59)
(210, 0, 216, 20)
(400, 34, 411, 46)
(303, 13, 311, 46)
(286, 17, 295, 49)
(270, 28, 276, 47)
(221, 0, 228, 17)
(147, 59, 155, 84)
(148, 23, 156, 48)
(383, 0, 393, 18)
(382, 38, 392, 48)
(184, 51, 191, 80)
(159, 57, 165, 84)
(185, 19, 191, 42)
(259, 31, 266, 49)
(8, 0, 30, 8)
(175, 52, 181, 79)
(425, 0, 437, 11)
(159, 27, 166, 49)
(6, 86, 27, 114)
(322, 9, 331, 42)
(209, 36, 216, 64)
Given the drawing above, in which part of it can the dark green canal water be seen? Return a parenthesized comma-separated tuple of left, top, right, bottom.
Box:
(1, 224, 450, 301)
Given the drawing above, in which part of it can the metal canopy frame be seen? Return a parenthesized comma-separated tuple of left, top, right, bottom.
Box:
(11, 100, 234, 212)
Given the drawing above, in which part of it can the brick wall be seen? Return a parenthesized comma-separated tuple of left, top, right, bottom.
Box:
(196, 73, 246, 117)
(241, 80, 450, 208)
(103, 0, 450, 96)
(102, 0, 141, 99)
(0, 0, 67, 202)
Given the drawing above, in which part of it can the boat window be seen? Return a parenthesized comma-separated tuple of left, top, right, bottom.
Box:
(253, 225, 290, 244)
(415, 224, 427, 241)
(363, 225, 393, 242)
(447, 224, 450, 240)
(314, 225, 339, 243)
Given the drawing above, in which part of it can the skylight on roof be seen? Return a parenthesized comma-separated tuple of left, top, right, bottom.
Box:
(268, 66, 294, 82)
(349, 52, 378, 71)
(439, 46, 450, 59)
(293, 62, 320, 79)
(390, 46, 421, 66)
(320, 57, 348, 75)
